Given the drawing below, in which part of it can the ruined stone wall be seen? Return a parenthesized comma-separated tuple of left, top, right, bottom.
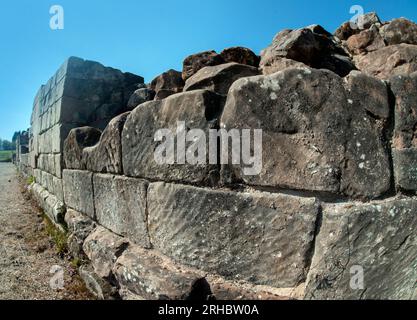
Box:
(26, 57, 143, 224)
(21, 13, 417, 300)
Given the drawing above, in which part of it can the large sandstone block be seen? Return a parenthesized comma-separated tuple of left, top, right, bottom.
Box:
(29, 183, 65, 226)
(65, 209, 96, 259)
(63, 170, 95, 218)
(150, 69, 184, 101)
(93, 174, 150, 247)
(183, 63, 260, 95)
(221, 68, 391, 199)
(220, 47, 260, 68)
(114, 244, 287, 300)
(260, 27, 355, 77)
(83, 226, 129, 279)
(390, 72, 417, 191)
(38, 123, 75, 154)
(354, 44, 417, 80)
(52, 176, 64, 202)
(114, 245, 205, 300)
(381, 18, 417, 46)
(305, 198, 417, 300)
(393, 149, 417, 191)
(122, 90, 224, 185)
(63, 127, 102, 170)
(83, 113, 129, 174)
(147, 182, 319, 287)
(182, 50, 225, 81)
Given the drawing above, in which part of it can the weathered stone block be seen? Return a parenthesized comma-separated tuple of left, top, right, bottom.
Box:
(114, 245, 205, 300)
(150, 69, 184, 100)
(382, 18, 417, 46)
(393, 149, 417, 191)
(354, 44, 417, 80)
(83, 113, 129, 174)
(183, 62, 260, 95)
(83, 226, 129, 279)
(63, 127, 102, 170)
(93, 174, 150, 247)
(79, 264, 118, 300)
(305, 198, 417, 300)
(122, 90, 224, 185)
(52, 176, 64, 202)
(44, 193, 66, 225)
(260, 27, 355, 77)
(345, 71, 390, 119)
(220, 47, 260, 68)
(127, 87, 155, 109)
(38, 124, 75, 154)
(54, 154, 63, 178)
(390, 72, 417, 191)
(182, 51, 225, 81)
(147, 182, 319, 287)
(63, 170, 95, 218)
(65, 209, 96, 258)
(221, 68, 391, 199)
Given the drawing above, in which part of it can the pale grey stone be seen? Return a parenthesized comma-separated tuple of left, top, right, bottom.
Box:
(63, 169, 95, 218)
(93, 174, 150, 247)
(148, 182, 319, 287)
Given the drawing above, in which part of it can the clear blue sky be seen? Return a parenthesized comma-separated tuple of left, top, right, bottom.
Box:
(1, 0, 416, 141)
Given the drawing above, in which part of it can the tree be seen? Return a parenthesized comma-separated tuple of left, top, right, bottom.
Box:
(1, 139, 14, 151)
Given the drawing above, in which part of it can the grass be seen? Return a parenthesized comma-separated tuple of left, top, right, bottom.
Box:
(42, 213, 68, 256)
(27, 176, 36, 185)
(0, 150, 13, 163)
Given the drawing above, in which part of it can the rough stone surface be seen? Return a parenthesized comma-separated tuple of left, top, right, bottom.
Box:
(220, 47, 260, 67)
(114, 245, 206, 300)
(122, 90, 224, 185)
(334, 22, 359, 41)
(63, 170, 95, 218)
(260, 57, 308, 75)
(65, 209, 96, 258)
(150, 69, 184, 100)
(221, 68, 391, 199)
(82, 112, 130, 174)
(260, 27, 355, 77)
(93, 174, 150, 247)
(63, 127, 102, 170)
(346, 26, 386, 55)
(79, 264, 118, 300)
(393, 149, 417, 191)
(127, 87, 155, 109)
(390, 73, 417, 150)
(382, 18, 417, 46)
(345, 71, 390, 119)
(83, 226, 129, 279)
(305, 198, 417, 300)
(182, 51, 225, 81)
(354, 44, 417, 79)
(390, 73, 417, 191)
(148, 182, 319, 287)
(184, 62, 260, 95)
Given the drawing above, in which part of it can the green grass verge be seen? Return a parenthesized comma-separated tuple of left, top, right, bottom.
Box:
(0, 150, 13, 162)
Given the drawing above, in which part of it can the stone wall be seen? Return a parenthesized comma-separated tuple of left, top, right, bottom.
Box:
(26, 57, 143, 223)
(20, 13, 417, 300)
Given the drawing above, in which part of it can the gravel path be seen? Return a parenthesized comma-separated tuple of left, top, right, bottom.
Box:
(0, 163, 92, 300)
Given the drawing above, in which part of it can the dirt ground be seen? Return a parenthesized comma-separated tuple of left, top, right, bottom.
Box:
(0, 163, 93, 300)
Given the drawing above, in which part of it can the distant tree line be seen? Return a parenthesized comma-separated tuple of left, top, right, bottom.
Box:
(0, 131, 20, 151)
